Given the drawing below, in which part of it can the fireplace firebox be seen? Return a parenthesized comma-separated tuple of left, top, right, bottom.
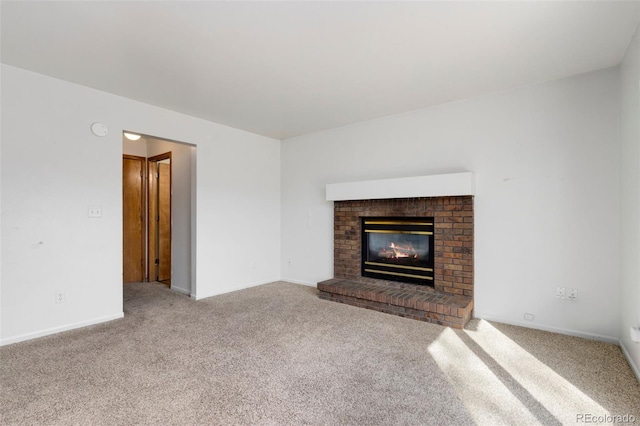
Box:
(361, 217, 434, 286)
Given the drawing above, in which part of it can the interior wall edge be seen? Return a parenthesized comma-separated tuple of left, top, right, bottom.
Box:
(620, 340, 640, 383)
(192, 277, 281, 301)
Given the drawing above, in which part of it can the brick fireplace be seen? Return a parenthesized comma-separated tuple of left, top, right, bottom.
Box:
(318, 188, 474, 329)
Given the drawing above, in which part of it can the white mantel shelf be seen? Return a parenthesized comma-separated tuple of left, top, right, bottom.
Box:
(326, 172, 475, 201)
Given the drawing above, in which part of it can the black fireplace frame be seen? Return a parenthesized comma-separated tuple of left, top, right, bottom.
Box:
(361, 216, 435, 286)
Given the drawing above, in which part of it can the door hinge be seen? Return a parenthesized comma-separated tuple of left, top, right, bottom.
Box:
(155, 258, 160, 265)
(157, 215, 160, 222)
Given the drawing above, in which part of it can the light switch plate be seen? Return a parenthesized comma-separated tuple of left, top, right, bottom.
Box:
(88, 207, 102, 218)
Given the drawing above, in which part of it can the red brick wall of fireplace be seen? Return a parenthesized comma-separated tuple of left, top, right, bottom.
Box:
(334, 196, 474, 297)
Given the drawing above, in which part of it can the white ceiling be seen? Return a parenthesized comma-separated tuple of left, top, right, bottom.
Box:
(2, 1, 639, 140)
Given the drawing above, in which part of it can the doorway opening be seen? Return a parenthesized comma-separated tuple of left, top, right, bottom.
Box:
(122, 132, 196, 297)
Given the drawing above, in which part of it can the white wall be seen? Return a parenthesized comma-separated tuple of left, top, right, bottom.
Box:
(620, 24, 640, 378)
(282, 68, 621, 341)
(122, 138, 147, 157)
(146, 137, 194, 295)
(0, 64, 4, 340)
(0, 65, 281, 345)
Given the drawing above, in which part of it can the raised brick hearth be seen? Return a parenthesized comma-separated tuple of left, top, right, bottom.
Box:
(318, 196, 474, 329)
(318, 279, 473, 328)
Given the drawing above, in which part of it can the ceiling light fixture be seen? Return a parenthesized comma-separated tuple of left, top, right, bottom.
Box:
(123, 132, 141, 141)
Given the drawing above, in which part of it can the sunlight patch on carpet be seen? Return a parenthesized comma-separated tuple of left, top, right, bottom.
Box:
(463, 320, 609, 424)
(428, 327, 541, 425)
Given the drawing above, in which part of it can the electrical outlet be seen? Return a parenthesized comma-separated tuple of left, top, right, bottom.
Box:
(555, 287, 566, 299)
(567, 288, 578, 301)
(524, 313, 535, 321)
(55, 292, 65, 304)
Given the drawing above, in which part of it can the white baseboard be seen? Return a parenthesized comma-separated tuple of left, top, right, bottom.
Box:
(620, 340, 640, 383)
(474, 312, 619, 345)
(170, 286, 191, 296)
(192, 278, 281, 301)
(0, 312, 124, 347)
(280, 277, 319, 287)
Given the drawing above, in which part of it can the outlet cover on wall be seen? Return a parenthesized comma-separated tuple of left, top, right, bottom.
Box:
(567, 288, 578, 301)
(55, 292, 65, 304)
(555, 287, 565, 299)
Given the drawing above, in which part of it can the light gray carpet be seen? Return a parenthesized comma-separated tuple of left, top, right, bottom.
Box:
(1, 281, 639, 425)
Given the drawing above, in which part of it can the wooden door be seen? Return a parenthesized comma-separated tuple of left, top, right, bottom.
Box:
(148, 153, 172, 284)
(123, 155, 145, 283)
(157, 162, 171, 282)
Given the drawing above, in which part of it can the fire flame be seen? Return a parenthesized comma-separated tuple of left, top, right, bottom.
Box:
(379, 242, 418, 259)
